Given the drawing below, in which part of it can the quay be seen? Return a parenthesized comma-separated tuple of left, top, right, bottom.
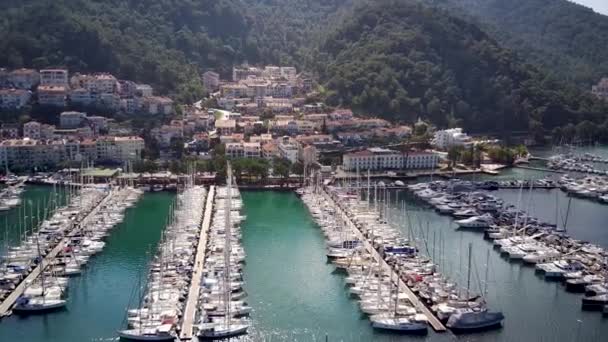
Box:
(0, 189, 112, 318)
(319, 187, 447, 332)
(180, 185, 215, 340)
(514, 165, 565, 173)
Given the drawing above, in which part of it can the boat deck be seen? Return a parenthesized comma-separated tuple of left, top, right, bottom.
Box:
(0, 190, 112, 318)
(320, 188, 448, 333)
(179, 185, 215, 340)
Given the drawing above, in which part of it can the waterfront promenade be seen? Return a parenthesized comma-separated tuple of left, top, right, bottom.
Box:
(0, 189, 111, 317)
(180, 186, 215, 340)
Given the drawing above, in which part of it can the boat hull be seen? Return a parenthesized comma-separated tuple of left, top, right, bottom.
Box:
(117, 330, 176, 341)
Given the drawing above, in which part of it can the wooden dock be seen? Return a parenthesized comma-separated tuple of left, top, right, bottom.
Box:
(320, 188, 447, 333)
(179, 186, 215, 340)
(0, 189, 112, 317)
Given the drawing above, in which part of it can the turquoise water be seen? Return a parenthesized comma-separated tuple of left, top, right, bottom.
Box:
(241, 189, 607, 342)
(0, 190, 174, 342)
(240, 191, 452, 342)
(391, 189, 608, 342)
(0, 181, 606, 341)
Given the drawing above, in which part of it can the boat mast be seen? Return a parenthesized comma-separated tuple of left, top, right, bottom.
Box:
(367, 170, 371, 209)
(563, 197, 573, 234)
(484, 249, 490, 300)
(393, 269, 399, 316)
(224, 163, 233, 328)
(466, 243, 472, 299)
(374, 182, 378, 213)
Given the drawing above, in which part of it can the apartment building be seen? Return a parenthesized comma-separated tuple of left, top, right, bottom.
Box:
(23, 121, 41, 139)
(278, 136, 299, 163)
(38, 85, 67, 107)
(342, 148, 439, 171)
(60, 111, 87, 129)
(40, 69, 69, 87)
(0, 88, 31, 109)
(7, 69, 39, 89)
(225, 142, 261, 159)
(96, 136, 144, 162)
(432, 128, 473, 150)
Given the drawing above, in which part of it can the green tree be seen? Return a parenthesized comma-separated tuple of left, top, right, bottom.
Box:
(273, 157, 291, 179)
(447, 146, 462, 167)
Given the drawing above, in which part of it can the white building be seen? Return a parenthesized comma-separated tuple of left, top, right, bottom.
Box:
(215, 119, 236, 135)
(431, 128, 473, 150)
(280, 67, 297, 84)
(120, 98, 139, 114)
(243, 142, 262, 158)
(37, 85, 67, 107)
(225, 142, 261, 159)
(69, 88, 96, 106)
(225, 142, 244, 159)
(96, 136, 144, 162)
(71, 73, 117, 94)
(98, 93, 120, 110)
(135, 84, 153, 97)
(143, 96, 174, 115)
(40, 69, 69, 87)
(278, 137, 299, 163)
(60, 111, 87, 129)
(232, 67, 262, 82)
(342, 148, 439, 171)
(0, 89, 31, 108)
(92, 74, 117, 93)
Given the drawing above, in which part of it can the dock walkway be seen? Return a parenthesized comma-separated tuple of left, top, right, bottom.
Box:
(180, 185, 215, 340)
(0, 189, 112, 317)
(320, 188, 447, 332)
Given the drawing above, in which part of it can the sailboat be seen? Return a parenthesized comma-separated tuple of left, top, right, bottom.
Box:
(198, 164, 249, 339)
(370, 269, 429, 334)
(13, 233, 66, 313)
(446, 245, 504, 332)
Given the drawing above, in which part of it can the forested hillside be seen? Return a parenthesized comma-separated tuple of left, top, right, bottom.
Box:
(318, 0, 608, 136)
(1, 0, 607, 139)
(0, 0, 261, 102)
(241, 0, 352, 68)
(0, 0, 349, 102)
(435, 0, 608, 87)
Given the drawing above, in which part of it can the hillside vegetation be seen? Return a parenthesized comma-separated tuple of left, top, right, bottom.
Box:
(1, 0, 607, 141)
(436, 0, 608, 87)
(0, 0, 258, 102)
(317, 0, 608, 138)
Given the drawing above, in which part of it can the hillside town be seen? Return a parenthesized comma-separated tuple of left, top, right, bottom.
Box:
(0, 64, 506, 178)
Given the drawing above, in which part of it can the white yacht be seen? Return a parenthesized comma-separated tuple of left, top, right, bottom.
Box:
(455, 214, 493, 229)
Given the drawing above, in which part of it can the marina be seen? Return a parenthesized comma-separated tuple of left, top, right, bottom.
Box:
(0, 184, 143, 317)
(196, 175, 250, 339)
(0, 178, 25, 212)
(408, 179, 608, 314)
(118, 179, 207, 340)
(300, 182, 506, 334)
(0, 152, 607, 340)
